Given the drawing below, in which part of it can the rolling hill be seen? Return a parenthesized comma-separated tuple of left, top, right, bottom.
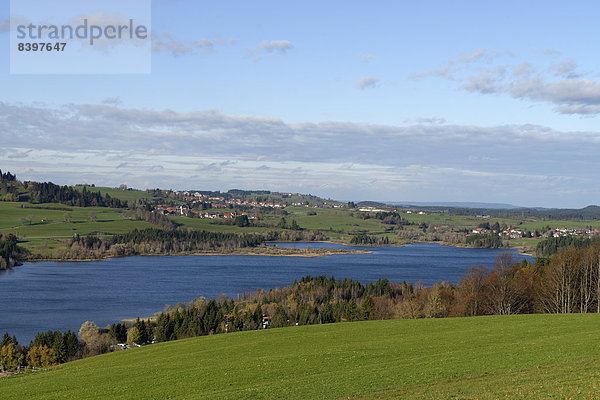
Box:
(3, 314, 600, 399)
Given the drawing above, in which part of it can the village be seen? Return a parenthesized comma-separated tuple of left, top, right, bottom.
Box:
(153, 191, 346, 219)
(472, 226, 600, 239)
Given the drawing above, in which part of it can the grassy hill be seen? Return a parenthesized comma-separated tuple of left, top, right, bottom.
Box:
(3, 314, 600, 399)
(0, 202, 154, 256)
(72, 186, 155, 202)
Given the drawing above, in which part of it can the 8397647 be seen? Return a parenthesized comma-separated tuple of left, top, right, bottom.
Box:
(17, 42, 67, 52)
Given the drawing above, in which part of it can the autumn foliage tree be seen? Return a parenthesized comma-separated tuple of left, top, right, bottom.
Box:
(26, 345, 57, 370)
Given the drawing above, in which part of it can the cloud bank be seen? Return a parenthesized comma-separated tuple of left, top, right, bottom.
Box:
(1, 102, 600, 206)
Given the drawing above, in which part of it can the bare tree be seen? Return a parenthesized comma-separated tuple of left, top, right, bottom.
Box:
(483, 253, 520, 315)
(540, 247, 580, 313)
(457, 265, 488, 316)
(579, 246, 597, 313)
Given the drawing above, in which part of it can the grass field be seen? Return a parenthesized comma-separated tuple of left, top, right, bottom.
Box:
(0, 202, 153, 255)
(2, 199, 600, 256)
(72, 186, 155, 202)
(3, 314, 600, 399)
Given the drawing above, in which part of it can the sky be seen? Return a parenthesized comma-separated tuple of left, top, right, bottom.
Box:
(1, 0, 600, 208)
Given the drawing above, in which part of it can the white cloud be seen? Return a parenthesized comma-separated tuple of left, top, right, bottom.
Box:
(413, 49, 600, 115)
(65, 12, 149, 51)
(409, 48, 498, 80)
(7, 150, 31, 159)
(258, 40, 294, 54)
(549, 60, 581, 78)
(461, 70, 503, 94)
(356, 76, 380, 90)
(102, 97, 122, 106)
(2, 102, 600, 206)
(415, 117, 446, 125)
(152, 32, 234, 56)
(245, 40, 294, 61)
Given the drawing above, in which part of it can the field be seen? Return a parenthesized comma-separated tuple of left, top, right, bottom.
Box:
(3, 196, 600, 257)
(3, 314, 600, 399)
(71, 186, 156, 202)
(0, 202, 153, 256)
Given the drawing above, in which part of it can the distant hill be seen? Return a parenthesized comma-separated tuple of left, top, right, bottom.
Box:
(388, 201, 522, 209)
(357, 200, 388, 208)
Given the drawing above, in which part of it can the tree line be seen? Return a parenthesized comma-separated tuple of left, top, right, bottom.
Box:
(350, 235, 391, 245)
(25, 182, 127, 208)
(0, 330, 79, 372)
(465, 232, 505, 248)
(55, 228, 265, 260)
(0, 170, 129, 208)
(0, 170, 17, 181)
(536, 236, 600, 257)
(413, 205, 600, 220)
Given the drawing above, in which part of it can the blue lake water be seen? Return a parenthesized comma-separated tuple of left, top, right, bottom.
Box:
(0, 243, 533, 343)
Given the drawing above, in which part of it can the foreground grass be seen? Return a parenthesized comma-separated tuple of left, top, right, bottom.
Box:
(3, 314, 600, 399)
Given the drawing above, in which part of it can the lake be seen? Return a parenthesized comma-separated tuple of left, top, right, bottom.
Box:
(0, 243, 533, 343)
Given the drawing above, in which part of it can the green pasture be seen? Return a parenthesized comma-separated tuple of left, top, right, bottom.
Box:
(72, 186, 155, 202)
(3, 314, 600, 399)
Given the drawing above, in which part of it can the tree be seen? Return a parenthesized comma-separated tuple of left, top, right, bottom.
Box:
(78, 321, 113, 356)
(52, 333, 67, 363)
(579, 245, 598, 313)
(539, 247, 581, 314)
(26, 215, 35, 225)
(63, 213, 72, 223)
(360, 296, 374, 320)
(253, 304, 263, 326)
(78, 321, 99, 344)
(289, 220, 301, 231)
(134, 318, 149, 344)
(127, 327, 141, 346)
(154, 314, 172, 343)
(108, 323, 128, 344)
(456, 265, 488, 316)
(482, 253, 520, 315)
(1, 342, 24, 372)
(235, 215, 250, 227)
(423, 285, 447, 318)
(88, 211, 97, 222)
(26, 345, 57, 369)
(1, 332, 17, 348)
(64, 330, 80, 360)
(270, 305, 288, 328)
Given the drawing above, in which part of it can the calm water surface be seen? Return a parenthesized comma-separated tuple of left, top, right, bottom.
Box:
(0, 243, 532, 343)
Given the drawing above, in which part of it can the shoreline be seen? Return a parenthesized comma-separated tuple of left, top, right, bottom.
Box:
(21, 246, 373, 263)
(17, 240, 535, 265)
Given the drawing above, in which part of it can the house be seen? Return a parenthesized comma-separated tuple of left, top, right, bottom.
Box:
(261, 315, 270, 330)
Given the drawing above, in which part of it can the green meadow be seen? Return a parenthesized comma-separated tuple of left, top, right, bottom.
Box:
(71, 186, 155, 202)
(3, 314, 600, 399)
(2, 197, 600, 256)
(0, 202, 153, 255)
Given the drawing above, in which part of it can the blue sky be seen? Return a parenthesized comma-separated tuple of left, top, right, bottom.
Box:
(1, 0, 600, 207)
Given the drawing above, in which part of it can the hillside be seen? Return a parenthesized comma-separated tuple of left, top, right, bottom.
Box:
(3, 315, 600, 399)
